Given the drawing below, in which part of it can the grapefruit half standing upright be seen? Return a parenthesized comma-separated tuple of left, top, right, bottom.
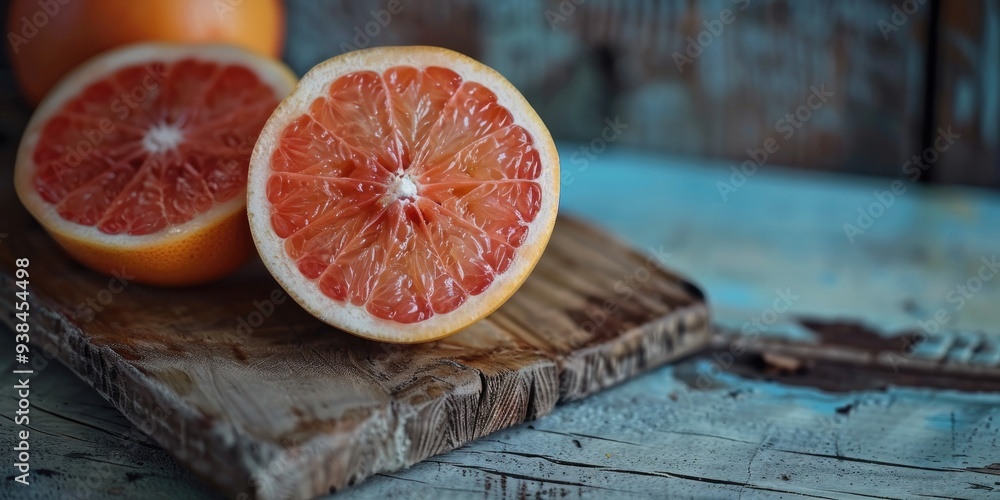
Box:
(248, 46, 559, 343)
(15, 43, 297, 286)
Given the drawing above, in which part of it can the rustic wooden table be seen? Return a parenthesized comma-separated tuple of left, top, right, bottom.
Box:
(3, 145, 1000, 498)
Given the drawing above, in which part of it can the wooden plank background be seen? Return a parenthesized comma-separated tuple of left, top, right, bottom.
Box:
(934, 0, 1000, 186)
(1, 0, 995, 186)
(283, 0, 999, 187)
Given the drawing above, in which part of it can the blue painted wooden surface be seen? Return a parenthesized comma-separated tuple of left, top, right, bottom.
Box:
(3, 146, 1000, 498)
(557, 146, 1000, 334)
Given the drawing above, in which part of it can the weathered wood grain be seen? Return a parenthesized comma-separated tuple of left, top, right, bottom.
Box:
(4, 149, 1000, 499)
(711, 319, 1000, 393)
(0, 352, 219, 500)
(933, 0, 1000, 187)
(7, 345, 999, 500)
(286, 0, 929, 177)
(347, 363, 1000, 500)
(0, 181, 709, 499)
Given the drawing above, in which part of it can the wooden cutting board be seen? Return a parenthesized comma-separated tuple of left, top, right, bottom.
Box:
(0, 186, 709, 499)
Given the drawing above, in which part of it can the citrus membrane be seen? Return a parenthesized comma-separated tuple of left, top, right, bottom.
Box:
(33, 58, 280, 234)
(249, 46, 559, 340)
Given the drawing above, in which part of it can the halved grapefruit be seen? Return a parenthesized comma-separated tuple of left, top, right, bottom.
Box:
(14, 43, 296, 286)
(248, 46, 559, 343)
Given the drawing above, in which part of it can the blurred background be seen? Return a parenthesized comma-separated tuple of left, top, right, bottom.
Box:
(3, 0, 998, 188)
(287, 0, 997, 186)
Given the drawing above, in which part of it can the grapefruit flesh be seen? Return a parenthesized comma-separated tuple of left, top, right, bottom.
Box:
(249, 46, 559, 342)
(15, 43, 297, 285)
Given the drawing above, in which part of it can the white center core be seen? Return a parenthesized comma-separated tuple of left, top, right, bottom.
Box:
(382, 173, 419, 206)
(142, 123, 184, 154)
(396, 175, 418, 198)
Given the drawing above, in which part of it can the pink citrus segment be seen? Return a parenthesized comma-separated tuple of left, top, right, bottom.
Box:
(267, 65, 544, 324)
(383, 66, 462, 165)
(31, 58, 282, 236)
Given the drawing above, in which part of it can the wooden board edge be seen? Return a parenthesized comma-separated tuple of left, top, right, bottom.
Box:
(0, 213, 714, 499)
(559, 303, 711, 402)
(0, 272, 274, 498)
(556, 215, 706, 298)
(250, 356, 559, 499)
(246, 307, 710, 499)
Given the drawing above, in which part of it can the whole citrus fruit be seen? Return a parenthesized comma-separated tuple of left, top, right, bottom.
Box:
(7, 0, 285, 104)
(14, 42, 296, 286)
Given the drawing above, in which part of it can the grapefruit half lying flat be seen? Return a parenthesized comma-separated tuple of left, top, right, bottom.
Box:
(248, 46, 559, 343)
(14, 43, 296, 285)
